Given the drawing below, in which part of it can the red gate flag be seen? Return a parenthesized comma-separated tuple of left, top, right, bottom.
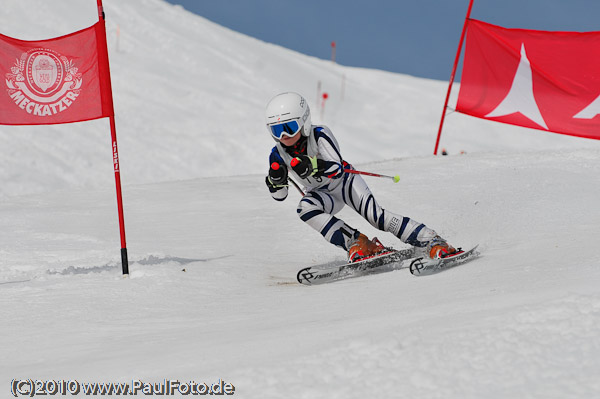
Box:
(0, 22, 114, 125)
(1, 1, 128, 276)
(456, 19, 600, 140)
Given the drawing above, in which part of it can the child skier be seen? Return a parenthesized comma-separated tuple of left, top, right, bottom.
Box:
(264, 92, 456, 262)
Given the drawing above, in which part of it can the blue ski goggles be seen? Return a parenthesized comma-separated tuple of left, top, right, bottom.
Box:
(269, 119, 301, 140)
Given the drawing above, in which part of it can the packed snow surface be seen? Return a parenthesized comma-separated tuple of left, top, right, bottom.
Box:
(1, 1, 600, 398)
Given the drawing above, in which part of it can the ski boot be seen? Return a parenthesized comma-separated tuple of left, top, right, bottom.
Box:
(426, 235, 458, 259)
(348, 233, 386, 263)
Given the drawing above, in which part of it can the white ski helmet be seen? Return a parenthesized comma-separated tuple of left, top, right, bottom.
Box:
(265, 92, 312, 140)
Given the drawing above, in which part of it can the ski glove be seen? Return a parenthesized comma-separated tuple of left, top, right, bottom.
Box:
(290, 155, 323, 179)
(266, 162, 288, 192)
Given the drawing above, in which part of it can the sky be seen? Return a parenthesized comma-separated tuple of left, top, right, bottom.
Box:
(164, 0, 600, 81)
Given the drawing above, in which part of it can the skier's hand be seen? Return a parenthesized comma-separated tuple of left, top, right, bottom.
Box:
(290, 155, 320, 179)
(266, 162, 288, 192)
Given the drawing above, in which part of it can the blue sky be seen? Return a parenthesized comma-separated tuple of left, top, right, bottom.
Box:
(164, 0, 600, 81)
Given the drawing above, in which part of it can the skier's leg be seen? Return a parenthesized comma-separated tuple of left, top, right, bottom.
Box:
(296, 190, 358, 251)
(341, 171, 438, 247)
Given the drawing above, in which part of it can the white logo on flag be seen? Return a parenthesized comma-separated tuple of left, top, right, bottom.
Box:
(5, 48, 82, 117)
(485, 43, 549, 130)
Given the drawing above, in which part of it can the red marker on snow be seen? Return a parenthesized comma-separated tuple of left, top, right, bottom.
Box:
(331, 41, 336, 62)
(320, 93, 329, 120)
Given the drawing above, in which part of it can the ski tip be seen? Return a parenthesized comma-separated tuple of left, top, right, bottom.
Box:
(297, 267, 315, 285)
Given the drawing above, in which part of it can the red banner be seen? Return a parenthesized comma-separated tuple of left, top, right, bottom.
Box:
(456, 19, 600, 140)
(0, 22, 114, 125)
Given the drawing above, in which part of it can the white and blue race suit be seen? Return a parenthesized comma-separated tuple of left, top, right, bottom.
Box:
(268, 125, 438, 252)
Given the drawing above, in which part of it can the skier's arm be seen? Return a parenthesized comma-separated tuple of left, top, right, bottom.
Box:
(290, 127, 343, 179)
(266, 148, 288, 201)
(314, 127, 344, 179)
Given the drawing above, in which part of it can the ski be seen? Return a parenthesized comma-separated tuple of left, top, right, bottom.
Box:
(409, 245, 480, 276)
(297, 247, 416, 285)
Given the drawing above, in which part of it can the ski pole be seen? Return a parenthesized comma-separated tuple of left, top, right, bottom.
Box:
(288, 177, 305, 196)
(344, 169, 400, 183)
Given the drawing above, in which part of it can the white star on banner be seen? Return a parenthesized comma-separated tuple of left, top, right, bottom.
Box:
(486, 43, 549, 130)
(573, 95, 600, 119)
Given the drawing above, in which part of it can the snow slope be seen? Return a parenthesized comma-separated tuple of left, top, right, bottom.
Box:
(1, 0, 599, 198)
(1, 1, 600, 398)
